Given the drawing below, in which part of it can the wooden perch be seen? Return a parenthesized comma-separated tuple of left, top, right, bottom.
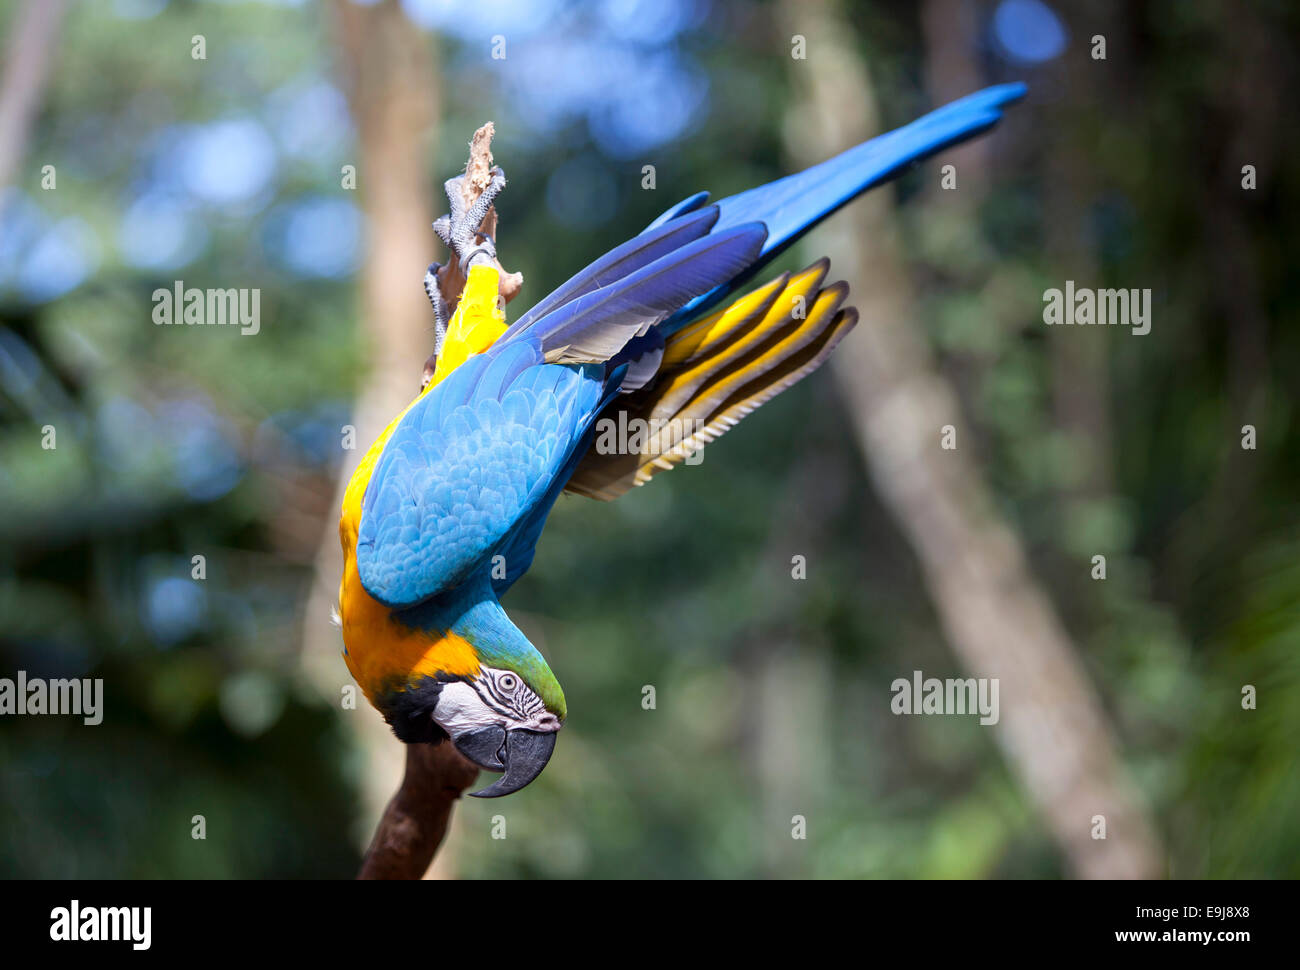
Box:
(433, 122, 524, 313)
(358, 741, 480, 879)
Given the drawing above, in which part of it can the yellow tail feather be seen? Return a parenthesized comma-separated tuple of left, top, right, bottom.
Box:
(566, 260, 857, 501)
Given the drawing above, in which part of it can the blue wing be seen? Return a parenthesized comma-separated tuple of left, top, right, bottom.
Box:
(487, 429, 601, 596)
(355, 340, 606, 609)
(356, 221, 765, 607)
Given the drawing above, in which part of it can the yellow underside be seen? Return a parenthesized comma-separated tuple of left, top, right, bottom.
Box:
(564, 260, 857, 500)
(339, 265, 508, 702)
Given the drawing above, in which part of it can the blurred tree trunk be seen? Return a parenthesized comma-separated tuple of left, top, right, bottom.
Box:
(779, 0, 1163, 878)
(1042, 1, 1127, 499)
(920, 0, 987, 210)
(0, 0, 66, 189)
(1193, 4, 1277, 565)
(749, 452, 847, 876)
(300, 0, 466, 878)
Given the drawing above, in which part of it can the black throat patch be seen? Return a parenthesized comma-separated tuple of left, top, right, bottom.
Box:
(375, 674, 462, 745)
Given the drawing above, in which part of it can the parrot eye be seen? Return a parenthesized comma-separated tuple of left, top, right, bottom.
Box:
(499, 674, 518, 692)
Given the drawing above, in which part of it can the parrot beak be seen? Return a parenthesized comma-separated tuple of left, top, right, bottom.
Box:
(453, 725, 506, 771)
(455, 727, 557, 798)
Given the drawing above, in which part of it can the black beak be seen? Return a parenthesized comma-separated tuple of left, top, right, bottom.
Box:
(460, 728, 557, 798)
(453, 726, 506, 771)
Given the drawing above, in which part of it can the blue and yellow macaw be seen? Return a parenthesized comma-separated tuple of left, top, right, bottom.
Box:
(339, 84, 1025, 796)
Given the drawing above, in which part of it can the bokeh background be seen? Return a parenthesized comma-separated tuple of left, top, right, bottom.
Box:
(1, 0, 1296, 879)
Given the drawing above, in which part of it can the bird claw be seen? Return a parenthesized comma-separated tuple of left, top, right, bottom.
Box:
(434, 167, 507, 273)
(423, 262, 449, 355)
(423, 165, 516, 382)
(431, 215, 452, 248)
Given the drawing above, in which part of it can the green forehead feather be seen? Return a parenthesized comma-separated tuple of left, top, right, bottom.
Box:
(479, 646, 567, 720)
(449, 590, 566, 719)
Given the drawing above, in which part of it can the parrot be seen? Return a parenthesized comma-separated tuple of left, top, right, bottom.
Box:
(338, 83, 1026, 797)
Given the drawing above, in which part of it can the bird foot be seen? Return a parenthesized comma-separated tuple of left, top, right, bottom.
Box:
(422, 161, 523, 389)
(423, 261, 449, 356)
(432, 167, 506, 274)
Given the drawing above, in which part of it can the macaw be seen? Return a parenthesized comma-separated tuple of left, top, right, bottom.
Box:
(339, 83, 1026, 797)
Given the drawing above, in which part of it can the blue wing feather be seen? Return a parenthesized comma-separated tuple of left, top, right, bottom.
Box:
(503, 205, 721, 341)
(489, 362, 631, 596)
(505, 84, 1023, 358)
(642, 190, 712, 233)
(356, 340, 606, 609)
(508, 223, 767, 362)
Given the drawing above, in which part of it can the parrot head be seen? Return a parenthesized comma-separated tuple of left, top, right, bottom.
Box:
(345, 574, 566, 798)
(366, 649, 565, 799)
(416, 645, 565, 800)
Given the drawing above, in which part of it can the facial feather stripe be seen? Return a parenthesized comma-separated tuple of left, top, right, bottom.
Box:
(476, 668, 545, 719)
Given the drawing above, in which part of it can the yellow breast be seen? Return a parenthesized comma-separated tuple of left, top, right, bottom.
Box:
(339, 265, 509, 701)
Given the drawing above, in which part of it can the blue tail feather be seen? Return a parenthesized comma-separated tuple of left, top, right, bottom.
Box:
(500, 83, 1025, 357)
(654, 82, 1027, 331)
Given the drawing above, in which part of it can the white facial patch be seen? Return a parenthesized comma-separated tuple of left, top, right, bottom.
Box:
(435, 681, 505, 736)
(433, 668, 561, 737)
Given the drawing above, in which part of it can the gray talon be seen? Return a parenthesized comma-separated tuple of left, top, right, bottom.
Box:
(431, 215, 452, 248)
(423, 262, 448, 355)
(432, 167, 507, 272)
(459, 240, 497, 274)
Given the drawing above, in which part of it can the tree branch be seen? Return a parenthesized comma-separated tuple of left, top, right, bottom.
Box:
(358, 741, 480, 879)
